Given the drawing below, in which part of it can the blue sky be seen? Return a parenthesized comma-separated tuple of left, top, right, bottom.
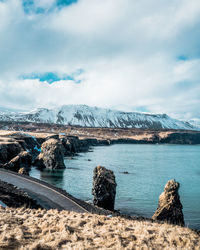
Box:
(22, 0, 77, 14)
(22, 70, 83, 84)
(0, 0, 200, 120)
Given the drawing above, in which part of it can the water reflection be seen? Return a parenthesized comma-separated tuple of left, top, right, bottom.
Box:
(40, 169, 65, 186)
(66, 167, 81, 170)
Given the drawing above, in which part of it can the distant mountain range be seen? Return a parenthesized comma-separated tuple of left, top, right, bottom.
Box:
(0, 105, 198, 130)
(188, 118, 200, 129)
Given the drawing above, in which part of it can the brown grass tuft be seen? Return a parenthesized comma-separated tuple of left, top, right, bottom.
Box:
(0, 207, 199, 249)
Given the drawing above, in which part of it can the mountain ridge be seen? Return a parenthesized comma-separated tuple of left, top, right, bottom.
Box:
(0, 105, 198, 131)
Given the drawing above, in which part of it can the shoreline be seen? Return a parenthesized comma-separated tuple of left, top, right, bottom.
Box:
(0, 128, 199, 229)
(0, 128, 199, 248)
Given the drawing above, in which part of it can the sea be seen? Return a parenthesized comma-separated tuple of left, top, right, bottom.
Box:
(30, 144, 200, 230)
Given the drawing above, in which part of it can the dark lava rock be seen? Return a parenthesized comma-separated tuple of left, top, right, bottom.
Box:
(4, 151, 32, 172)
(34, 138, 65, 169)
(0, 141, 22, 164)
(18, 167, 29, 175)
(92, 166, 117, 211)
(11, 132, 39, 153)
(122, 171, 129, 174)
(152, 179, 184, 226)
(61, 136, 91, 156)
(159, 132, 200, 144)
(0, 180, 41, 208)
(61, 136, 79, 156)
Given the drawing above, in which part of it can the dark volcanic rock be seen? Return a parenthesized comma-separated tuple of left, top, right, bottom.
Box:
(34, 138, 65, 169)
(92, 166, 117, 211)
(18, 167, 29, 175)
(61, 136, 93, 156)
(152, 179, 184, 226)
(0, 141, 22, 164)
(61, 136, 78, 156)
(4, 151, 32, 172)
(0, 180, 41, 208)
(160, 132, 200, 144)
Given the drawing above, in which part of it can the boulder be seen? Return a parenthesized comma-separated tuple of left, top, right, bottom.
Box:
(152, 179, 184, 226)
(18, 167, 29, 176)
(34, 139, 65, 169)
(4, 151, 32, 172)
(92, 166, 117, 211)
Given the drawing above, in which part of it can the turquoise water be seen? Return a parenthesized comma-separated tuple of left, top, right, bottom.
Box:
(30, 144, 200, 229)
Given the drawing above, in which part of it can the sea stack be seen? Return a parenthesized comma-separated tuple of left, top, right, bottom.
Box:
(34, 139, 65, 169)
(92, 166, 117, 211)
(152, 179, 184, 226)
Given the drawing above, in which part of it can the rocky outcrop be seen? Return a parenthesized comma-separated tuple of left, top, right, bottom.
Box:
(92, 166, 117, 211)
(34, 139, 65, 169)
(152, 179, 184, 226)
(18, 167, 29, 175)
(61, 136, 112, 157)
(61, 136, 79, 156)
(159, 132, 200, 144)
(4, 151, 32, 172)
(61, 136, 92, 156)
(10, 133, 39, 156)
(0, 180, 40, 208)
(0, 141, 22, 164)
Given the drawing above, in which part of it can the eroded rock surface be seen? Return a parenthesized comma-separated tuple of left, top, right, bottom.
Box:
(34, 138, 65, 169)
(18, 167, 29, 175)
(0, 180, 40, 208)
(92, 166, 117, 211)
(152, 179, 184, 226)
(4, 151, 32, 172)
(0, 140, 22, 164)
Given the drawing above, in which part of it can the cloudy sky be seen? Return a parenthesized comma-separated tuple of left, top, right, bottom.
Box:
(0, 0, 200, 119)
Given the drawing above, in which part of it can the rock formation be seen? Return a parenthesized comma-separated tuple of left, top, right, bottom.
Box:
(18, 167, 29, 175)
(61, 136, 92, 156)
(4, 151, 32, 172)
(34, 139, 65, 169)
(152, 179, 184, 226)
(0, 141, 22, 164)
(92, 166, 117, 211)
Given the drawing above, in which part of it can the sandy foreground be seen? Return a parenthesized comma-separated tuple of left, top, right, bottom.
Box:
(0, 207, 199, 250)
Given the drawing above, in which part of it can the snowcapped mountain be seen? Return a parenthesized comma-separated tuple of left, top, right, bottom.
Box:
(0, 105, 198, 130)
(188, 118, 200, 129)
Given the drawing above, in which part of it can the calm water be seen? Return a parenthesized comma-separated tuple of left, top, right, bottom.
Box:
(30, 144, 200, 229)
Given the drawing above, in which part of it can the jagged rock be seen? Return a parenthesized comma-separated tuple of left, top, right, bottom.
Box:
(4, 151, 32, 172)
(152, 179, 184, 226)
(18, 167, 29, 175)
(60, 137, 75, 156)
(34, 139, 65, 169)
(0, 141, 22, 164)
(92, 166, 117, 211)
(11, 133, 41, 159)
(61, 136, 91, 156)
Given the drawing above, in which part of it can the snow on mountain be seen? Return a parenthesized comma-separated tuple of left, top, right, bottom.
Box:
(0, 105, 198, 130)
(188, 118, 200, 129)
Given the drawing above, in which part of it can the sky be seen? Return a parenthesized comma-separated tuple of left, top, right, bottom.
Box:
(0, 0, 200, 120)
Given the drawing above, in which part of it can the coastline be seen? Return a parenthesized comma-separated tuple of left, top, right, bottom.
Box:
(0, 128, 200, 249)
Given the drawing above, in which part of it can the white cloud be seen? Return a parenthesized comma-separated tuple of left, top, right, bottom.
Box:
(0, 0, 200, 119)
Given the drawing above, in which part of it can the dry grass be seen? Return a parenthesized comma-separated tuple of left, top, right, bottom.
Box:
(0, 207, 199, 249)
